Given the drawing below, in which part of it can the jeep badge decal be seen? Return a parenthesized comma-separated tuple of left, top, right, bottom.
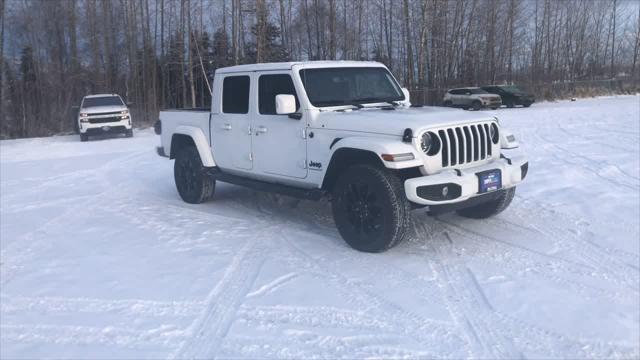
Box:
(309, 161, 322, 169)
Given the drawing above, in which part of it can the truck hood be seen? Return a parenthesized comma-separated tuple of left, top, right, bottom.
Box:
(80, 105, 128, 114)
(314, 106, 496, 137)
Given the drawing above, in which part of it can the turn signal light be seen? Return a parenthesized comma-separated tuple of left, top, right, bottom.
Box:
(381, 153, 415, 162)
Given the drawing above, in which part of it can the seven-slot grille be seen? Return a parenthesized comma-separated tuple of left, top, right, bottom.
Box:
(437, 122, 494, 167)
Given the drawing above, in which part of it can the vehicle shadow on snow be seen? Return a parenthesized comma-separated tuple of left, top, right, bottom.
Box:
(201, 182, 468, 253)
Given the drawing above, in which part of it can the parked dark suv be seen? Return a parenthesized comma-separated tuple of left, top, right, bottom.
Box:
(481, 85, 535, 108)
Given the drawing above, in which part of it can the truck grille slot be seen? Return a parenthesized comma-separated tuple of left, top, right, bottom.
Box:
(479, 124, 487, 159)
(436, 122, 495, 168)
(439, 129, 449, 167)
(484, 123, 492, 157)
(447, 128, 457, 166)
(89, 116, 121, 124)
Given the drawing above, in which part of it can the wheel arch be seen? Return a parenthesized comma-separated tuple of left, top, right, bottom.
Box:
(169, 126, 216, 167)
(322, 148, 382, 191)
(321, 137, 423, 191)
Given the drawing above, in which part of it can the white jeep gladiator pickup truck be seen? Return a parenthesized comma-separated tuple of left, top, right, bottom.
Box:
(156, 61, 527, 252)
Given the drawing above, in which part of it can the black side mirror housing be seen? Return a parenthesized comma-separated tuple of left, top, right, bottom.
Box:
(288, 112, 302, 120)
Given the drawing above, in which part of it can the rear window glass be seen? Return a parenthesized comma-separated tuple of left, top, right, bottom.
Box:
(223, 76, 250, 114)
(82, 96, 124, 107)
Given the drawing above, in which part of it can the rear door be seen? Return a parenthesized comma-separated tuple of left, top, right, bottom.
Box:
(211, 74, 253, 170)
(451, 89, 464, 106)
(251, 72, 308, 179)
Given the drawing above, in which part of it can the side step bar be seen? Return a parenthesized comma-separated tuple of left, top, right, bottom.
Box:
(205, 168, 325, 201)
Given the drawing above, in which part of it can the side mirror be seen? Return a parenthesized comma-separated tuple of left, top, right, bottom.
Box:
(275, 94, 296, 115)
(400, 88, 412, 107)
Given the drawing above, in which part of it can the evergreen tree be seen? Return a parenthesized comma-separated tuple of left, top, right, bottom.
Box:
(244, 22, 288, 64)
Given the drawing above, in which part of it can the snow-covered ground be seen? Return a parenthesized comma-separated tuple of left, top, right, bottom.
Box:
(1, 95, 639, 359)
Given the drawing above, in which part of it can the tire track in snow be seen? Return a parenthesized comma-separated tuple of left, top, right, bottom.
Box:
(556, 123, 640, 168)
(0, 295, 204, 318)
(413, 221, 523, 359)
(171, 238, 269, 359)
(534, 131, 639, 191)
(0, 323, 186, 349)
(494, 311, 639, 359)
(503, 198, 639, 291)
(436, 219, 637, 302)
(276, 229, 467, 357)
(219, 333, 431, 359)
(236, 304, 409, 333)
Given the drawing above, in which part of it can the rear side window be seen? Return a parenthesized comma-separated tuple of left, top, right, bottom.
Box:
(258, 74, 299, 115)
(223, 76, 250, 114)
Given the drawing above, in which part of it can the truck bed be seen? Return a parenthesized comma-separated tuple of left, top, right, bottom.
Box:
(159, 108, 211, 157)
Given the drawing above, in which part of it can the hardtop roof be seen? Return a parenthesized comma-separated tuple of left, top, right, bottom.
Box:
(215, 60, 386, 74)
(83, 94, 121, 98)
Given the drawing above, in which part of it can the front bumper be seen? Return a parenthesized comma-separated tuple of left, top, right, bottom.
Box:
(404, 155, 528, 206)
(79, 118, 132, 134)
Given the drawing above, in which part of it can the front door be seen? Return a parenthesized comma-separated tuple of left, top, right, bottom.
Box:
(251, 72, 307, 179)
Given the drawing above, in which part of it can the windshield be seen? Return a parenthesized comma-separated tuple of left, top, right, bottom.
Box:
(299, 67, 404, 107)
(82, 96, 124, 108)
(500, 85, 524, 93)
(467, 88, 489, 94)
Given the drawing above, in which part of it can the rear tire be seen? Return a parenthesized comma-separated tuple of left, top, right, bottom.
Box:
(472, 100, 482, 111)
(523, 103, 531, 108)
(456, 187, 515, 219)
(174, 146, 216, 204)
(331, 164, 411, 252)
(506, 100, 515, 108)
(80, 134, 88, 142)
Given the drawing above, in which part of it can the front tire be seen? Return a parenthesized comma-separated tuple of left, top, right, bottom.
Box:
(80, 134, 88, 142)
(125, 129, 133, 137)
(443, 100, 453, 107)
(472, 100, 482, 111)
(174, 146, 216, 204)
(331, 164, 411, 252)
(456, 187, 515, 219)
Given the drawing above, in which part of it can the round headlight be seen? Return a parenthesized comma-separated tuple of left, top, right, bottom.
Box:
(490, 123, 499, 144)
(421, 131, 440, 156)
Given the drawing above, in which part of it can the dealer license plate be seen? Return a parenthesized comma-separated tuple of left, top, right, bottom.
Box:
(477, 169, 502, 193)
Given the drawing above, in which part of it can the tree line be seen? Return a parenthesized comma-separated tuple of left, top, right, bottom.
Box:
(1, 0, 638, 139)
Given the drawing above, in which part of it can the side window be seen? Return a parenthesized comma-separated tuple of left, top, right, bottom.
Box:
(450, 89, 461, 95)
(258, 74, 299, 115)
(223, 75, 250, 114)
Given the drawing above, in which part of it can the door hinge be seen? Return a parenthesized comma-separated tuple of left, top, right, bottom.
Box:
(249, 152, 253, 161)
(248, 126, 252, 135)
(301, 129, 307, 139)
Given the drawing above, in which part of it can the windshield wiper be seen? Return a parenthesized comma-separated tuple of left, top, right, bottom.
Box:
(314, 101, 364, 110)
(351, 97, 401, 108)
